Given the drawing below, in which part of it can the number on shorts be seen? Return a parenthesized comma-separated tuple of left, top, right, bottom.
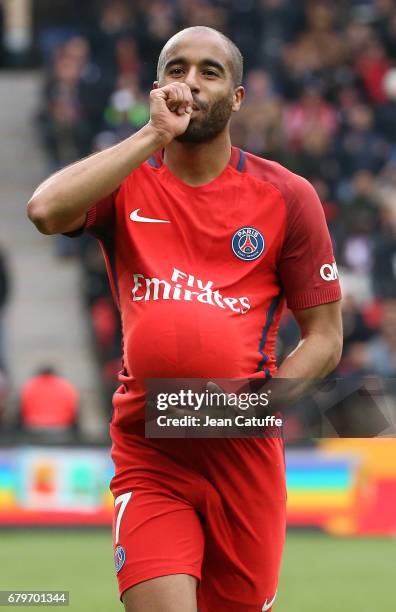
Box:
(114, 491, 133, 544)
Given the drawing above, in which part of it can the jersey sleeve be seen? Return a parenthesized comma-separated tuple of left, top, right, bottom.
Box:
(278, 175, 342, 310)
(63, 189, 118, 239)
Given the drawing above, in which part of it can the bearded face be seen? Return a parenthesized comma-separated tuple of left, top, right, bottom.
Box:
(175, 90, 235, 143)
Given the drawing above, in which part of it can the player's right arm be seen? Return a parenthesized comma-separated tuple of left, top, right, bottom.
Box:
(27, 83, 193, 235)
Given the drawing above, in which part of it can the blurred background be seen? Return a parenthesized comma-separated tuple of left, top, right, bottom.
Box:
(0, 1, 395, 611)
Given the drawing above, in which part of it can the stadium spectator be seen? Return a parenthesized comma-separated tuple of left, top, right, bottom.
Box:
(139, 0, 180, 87)
(20, 367, 79, 436)
(342, 295, 375, 347)
(372, 176, 396, 299)
(38, 41, 92, 170)
(377, 67, 396, 144)
(336, 103, 390, 178)
(281, 2, 347, 96)
(284, 82, 338, 153)
(338, 176, 379, 275)
(375, 0, 396, 59)
(230, 68, 283, 157)
(90, 0, 137, 83)
(366, 299, 396, 376)
(339, 341, 372, 377)
(102, 76, 150, 142)
(284, 86, 340, 188)
(355, 36, 391, 103)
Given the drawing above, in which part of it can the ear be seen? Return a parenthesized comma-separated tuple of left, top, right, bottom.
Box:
(232, 86, 245, 112)
(153, 80, 159, 89)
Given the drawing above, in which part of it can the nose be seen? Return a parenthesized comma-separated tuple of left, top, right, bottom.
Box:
(183, 67, 200, 93)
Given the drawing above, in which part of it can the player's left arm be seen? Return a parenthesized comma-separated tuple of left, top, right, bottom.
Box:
(249, 300, 343, 418)
(277, 300, 343, 379)
(271, 172, 343, 405)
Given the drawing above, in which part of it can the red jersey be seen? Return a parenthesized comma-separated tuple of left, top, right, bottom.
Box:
(21, 374, 78, 429)
(77, 146, 341, 429)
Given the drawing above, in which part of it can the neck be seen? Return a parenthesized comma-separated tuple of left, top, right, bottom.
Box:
(163, 131, 232, 186)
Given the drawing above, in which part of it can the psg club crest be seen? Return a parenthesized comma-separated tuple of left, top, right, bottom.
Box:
(115, 545, 126, 573)
(232, 227, 265, 261)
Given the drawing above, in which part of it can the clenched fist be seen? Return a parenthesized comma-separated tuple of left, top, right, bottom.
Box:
(148, 83, 194, 145)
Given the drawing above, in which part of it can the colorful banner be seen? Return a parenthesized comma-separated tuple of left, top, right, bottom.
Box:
(1, 443, 395, 534)
(0, 448, 113, 525)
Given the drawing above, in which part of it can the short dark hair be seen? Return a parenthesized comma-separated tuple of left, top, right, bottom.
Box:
(157, 26, 244, 88)
(36, 366, 56, 376)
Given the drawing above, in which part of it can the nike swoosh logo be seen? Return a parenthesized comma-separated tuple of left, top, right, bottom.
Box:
(130, 208, 171, 224)
(262, 591, 277, 611)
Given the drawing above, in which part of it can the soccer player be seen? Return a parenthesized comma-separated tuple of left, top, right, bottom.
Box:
(28, 26, 342, 612)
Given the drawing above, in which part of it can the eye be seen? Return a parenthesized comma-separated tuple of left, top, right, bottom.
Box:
(203, 69, 218, 77)
(169, 67, 184, 76)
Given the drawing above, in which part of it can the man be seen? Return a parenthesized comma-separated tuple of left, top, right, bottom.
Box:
(28, 26, 342, 612)
(20, 366, 79, 434)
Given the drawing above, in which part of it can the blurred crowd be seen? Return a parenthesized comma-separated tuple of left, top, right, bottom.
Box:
(28, 0, 396, 412)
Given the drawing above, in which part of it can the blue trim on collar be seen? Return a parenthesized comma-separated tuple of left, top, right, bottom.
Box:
(148, 156, 160, 168)
(236, 149, 246, 172)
